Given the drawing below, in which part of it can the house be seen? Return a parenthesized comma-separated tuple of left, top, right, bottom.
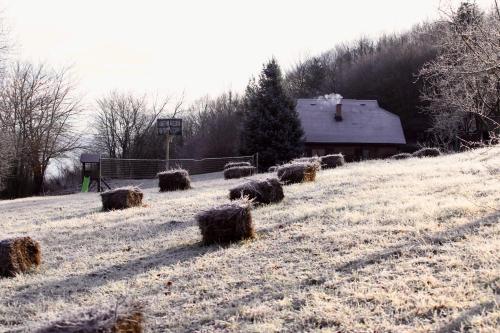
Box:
(296, 94, 406, 161)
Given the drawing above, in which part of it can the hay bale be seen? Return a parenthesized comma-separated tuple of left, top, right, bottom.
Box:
(293, 157, 322, 171)
(390, 153, 412, 160)
(36, 303, 143, 333)
(196, 202, 254, 245)
(157, 169, 191, 192)
(277, 163, 317, 185)
(224, 161, 251, 170)
(0, 237, 41, 278)
(412, 147, 441, 158)
(223, 166, 256, 180)
(101, 186, 143, 211)
(320, 154, 345, 169)
(268, 166, 278, 172)
(229, 178, 284, 205)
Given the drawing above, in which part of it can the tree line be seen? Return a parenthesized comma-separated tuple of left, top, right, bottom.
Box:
(1, 1, 498, 198)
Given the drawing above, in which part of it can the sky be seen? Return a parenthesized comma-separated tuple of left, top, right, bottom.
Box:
(1, 0, 495, 110)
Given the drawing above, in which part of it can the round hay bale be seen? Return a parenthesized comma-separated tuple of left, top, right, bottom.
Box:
(277, 163, 317, 185)
(390, 153, 412, 160)
(101, 186, 143, 211)
(196, 202, 254, 245)
(0, 237, 41, 278)
(268, 166, 278, 172)
(157, 169, 191, 192)
(229, 178, 284, 205)
(412, 147, 441, 158)
(224, 161, 251, 170)
(36, 303, 143, 333)
(223, 166, 256, 180)
(320, 154, 345, 169)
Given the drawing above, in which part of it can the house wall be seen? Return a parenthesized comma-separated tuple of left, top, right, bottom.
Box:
(305, 143, 399, 161)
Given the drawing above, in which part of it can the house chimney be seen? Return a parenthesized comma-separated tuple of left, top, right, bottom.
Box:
(334, 94, 343, 121)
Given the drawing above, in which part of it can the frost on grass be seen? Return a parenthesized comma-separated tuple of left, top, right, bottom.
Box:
(36, 302, 143, 333)
(0, 146, 499, 332)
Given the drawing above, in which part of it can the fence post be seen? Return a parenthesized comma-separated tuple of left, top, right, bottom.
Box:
(255, 153, 259, 172)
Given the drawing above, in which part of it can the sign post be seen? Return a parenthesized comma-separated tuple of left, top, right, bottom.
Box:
(157, 118, 182, 170)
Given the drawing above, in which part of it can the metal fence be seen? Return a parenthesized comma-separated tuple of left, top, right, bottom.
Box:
(100, 154, 257, 179)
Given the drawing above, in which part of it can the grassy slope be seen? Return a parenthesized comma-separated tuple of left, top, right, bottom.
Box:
(0, 147, 499, 332)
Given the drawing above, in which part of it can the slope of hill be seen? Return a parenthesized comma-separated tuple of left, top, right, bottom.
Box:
(1, 147, 499, 332)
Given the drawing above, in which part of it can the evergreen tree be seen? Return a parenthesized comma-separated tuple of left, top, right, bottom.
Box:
(241, 59, 304, 170)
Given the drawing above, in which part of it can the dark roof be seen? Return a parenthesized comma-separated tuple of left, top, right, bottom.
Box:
(296, 98, 406, 145)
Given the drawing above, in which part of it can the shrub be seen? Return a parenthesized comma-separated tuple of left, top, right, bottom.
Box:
(412, 147, 441, 158)
(101, 187, 143, 211)
(196, 201, 254, 245)
(229, 178, 284, 205)
(0, 237, 41, 278)
(158, 169, 191, 192)
(277, 163, 317, 185)
(223, 166, 256, 180)
(320, 154, 345, 169)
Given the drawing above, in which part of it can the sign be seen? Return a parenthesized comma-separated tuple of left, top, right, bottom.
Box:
(157, 118, 182, 136)
(80, 153, 100, 163)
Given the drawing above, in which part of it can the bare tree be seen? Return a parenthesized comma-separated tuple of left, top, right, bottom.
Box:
(179, 92, 243, 158)
(420, 1, 500, 149)
(0, 62, 82, 197)
(93, 92, 183, 158)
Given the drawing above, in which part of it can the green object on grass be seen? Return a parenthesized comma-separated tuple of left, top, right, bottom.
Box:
(81, 176, 90, 192)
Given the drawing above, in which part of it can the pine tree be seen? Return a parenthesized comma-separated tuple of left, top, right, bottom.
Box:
(241, 59, 304, 170)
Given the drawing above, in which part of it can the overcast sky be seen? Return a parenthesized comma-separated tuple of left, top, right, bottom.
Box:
(1, 0, 495, 108)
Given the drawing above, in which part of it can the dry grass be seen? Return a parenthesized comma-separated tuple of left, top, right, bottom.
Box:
(36, 302, 143, 333)
(0, 146, 499, 332)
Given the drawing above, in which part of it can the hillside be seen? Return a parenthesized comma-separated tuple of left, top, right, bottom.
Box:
(1, 147, 499, 332)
